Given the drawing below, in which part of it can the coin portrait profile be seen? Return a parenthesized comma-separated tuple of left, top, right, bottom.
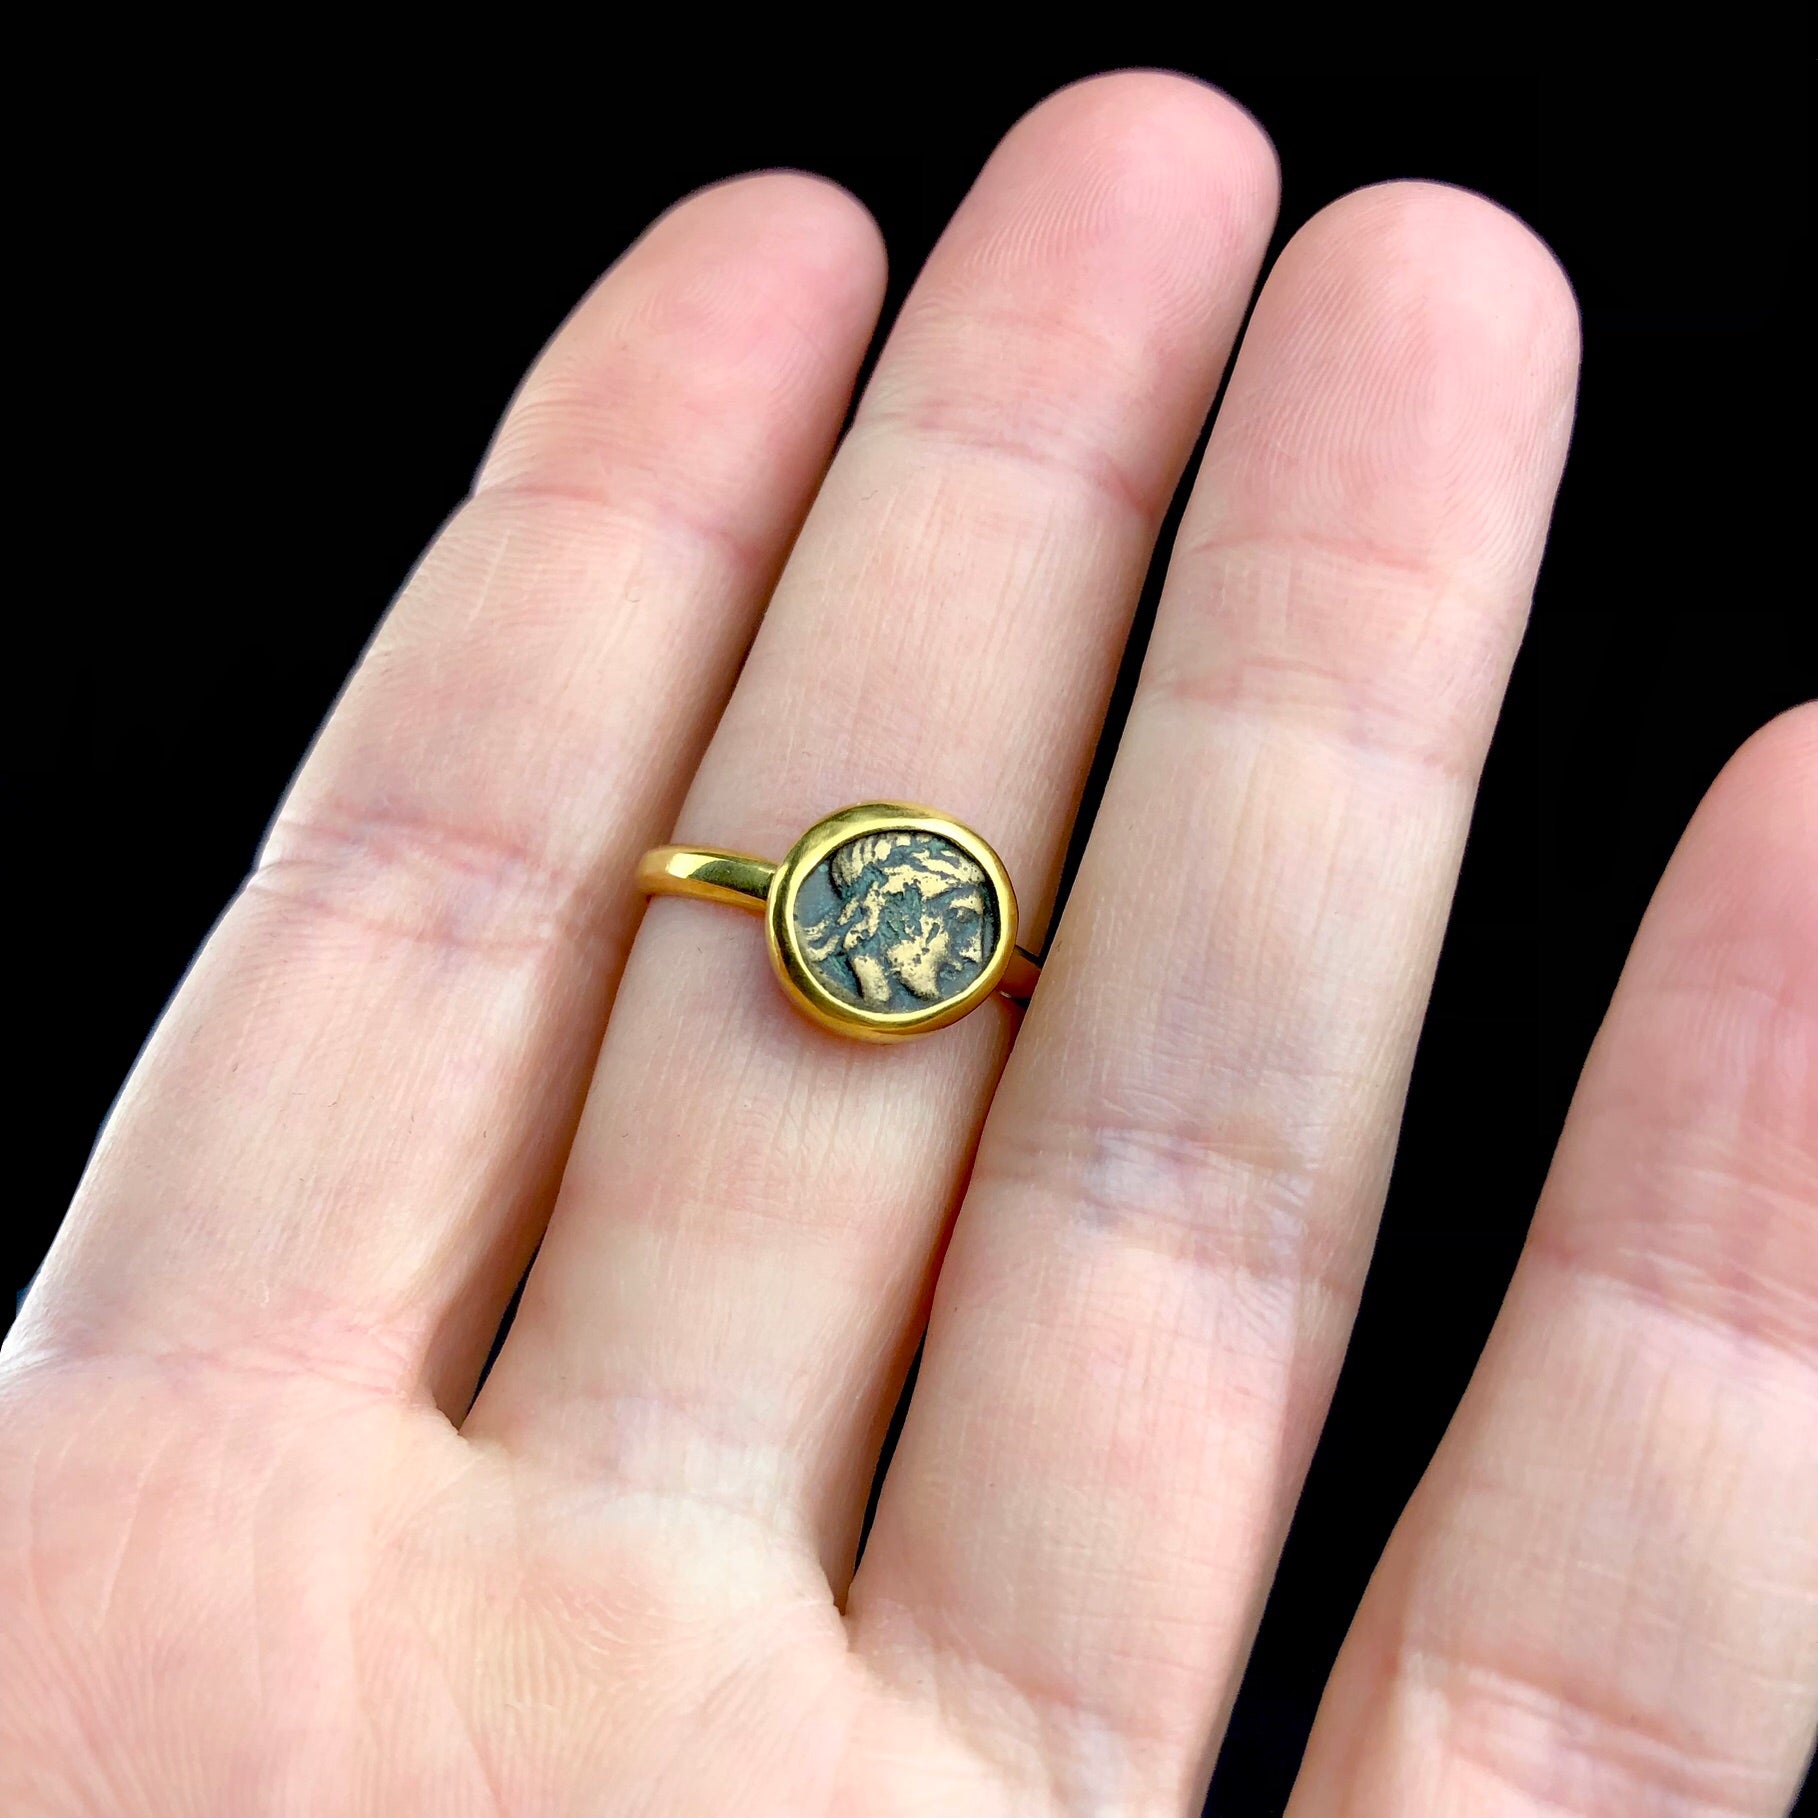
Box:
(791, 829, 1000, 1012)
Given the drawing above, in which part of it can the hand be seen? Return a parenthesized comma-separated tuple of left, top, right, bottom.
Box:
(5, 73, 1813, 1816)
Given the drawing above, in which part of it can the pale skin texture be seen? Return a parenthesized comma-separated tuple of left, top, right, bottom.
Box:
(3, 72, 1814, 1816)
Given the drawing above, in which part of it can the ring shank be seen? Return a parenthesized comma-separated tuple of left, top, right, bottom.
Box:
(998, 948, 1040, 1003)
(636, 842, 1041, 1004)
(636, 845, 775, 913)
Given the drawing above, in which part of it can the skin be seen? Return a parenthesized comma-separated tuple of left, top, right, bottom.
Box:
(3, 71, 1813, 1818)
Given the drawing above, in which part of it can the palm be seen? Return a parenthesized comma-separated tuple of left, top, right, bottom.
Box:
(6, 74, 1814, 1818)
(5, 1368, 945, 1811)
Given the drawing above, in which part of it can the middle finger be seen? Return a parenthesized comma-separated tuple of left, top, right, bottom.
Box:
(468, 73, 1278, 1577)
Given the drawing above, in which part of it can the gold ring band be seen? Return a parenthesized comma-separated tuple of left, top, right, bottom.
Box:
(637, 803, 1039, 1041)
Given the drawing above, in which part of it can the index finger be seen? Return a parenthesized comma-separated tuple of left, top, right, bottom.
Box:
(12, 175, 886, 1412)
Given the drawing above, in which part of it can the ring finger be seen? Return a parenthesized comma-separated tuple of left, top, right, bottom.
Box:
(466, 73, 1280, 1578)
(849, 181, 1582, 1808)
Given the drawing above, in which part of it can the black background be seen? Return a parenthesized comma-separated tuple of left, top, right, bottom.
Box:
(13, 38, 1812, 1813)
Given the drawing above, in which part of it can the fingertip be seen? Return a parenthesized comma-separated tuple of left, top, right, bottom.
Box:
(1652, 702, 1818, 997)
(1211, 176, 1582, 588)
(1681, 699, 1817, 907)
(670, 168, 889, 316)
(1295, 180, 1581, 364)
(477, 169, 887, 509)
(1019, 67, 1283, 224)
(859, 70, 1282, 525)
(938, 68, 1283, 304)
(615, 168, 888, 356)
(1587, 701, 1818, 1179)
(1705, 699, 1818, 815)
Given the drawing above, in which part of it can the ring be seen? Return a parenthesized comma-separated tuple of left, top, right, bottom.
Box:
(637, 802, 1040, 1041)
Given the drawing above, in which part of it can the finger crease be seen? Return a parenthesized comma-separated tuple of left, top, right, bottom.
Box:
(1402, 1639, 1791, 1818)
(254, 799, 617, 966)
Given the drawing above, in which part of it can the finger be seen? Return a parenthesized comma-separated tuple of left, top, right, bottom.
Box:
(849, 182, 1581, 1809)
(13, 176, 886, 1409)
(467, 74, 1281, 1575)
(1287, 710, 1818, 1816)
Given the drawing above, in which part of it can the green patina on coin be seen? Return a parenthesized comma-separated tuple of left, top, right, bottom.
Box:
(792, 829, 999, 1012)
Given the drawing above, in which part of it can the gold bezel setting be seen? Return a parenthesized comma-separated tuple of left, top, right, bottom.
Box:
(764, 803, 1018, 1042)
